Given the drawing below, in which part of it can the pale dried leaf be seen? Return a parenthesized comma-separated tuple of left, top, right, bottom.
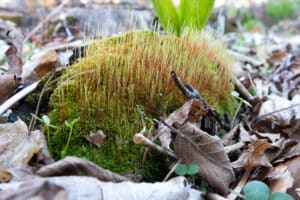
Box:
(0, 176, 203, 200)
(266, 164, 294, 193)
(36, 156, 129, 182)
(22, 50, 59, 82)
(257, 95, 300, 129)
(0, 179, 67, 200)
(86, 130, 106, 148)
(0, 119, 46, 168)
(232, 140, 272, 170)
(0, 74, 19, 104)
(158, 99, 207, 149)
(173, 122, 235, 195)
(0, 170, 12, 183)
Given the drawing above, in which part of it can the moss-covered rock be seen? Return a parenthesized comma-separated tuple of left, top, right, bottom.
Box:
(48, 31, 234, 180)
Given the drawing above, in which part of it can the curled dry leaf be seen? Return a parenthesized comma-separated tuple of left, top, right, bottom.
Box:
(232, 140, 273, 170)
(86, 130, 106, 148)
(0, 29, 24, 104)
(0, 179, 67, 200)
(0, 176, 203, 200)
(36, 156, 130, 183)
(265, 164, 294, 193)
(173, 122, 235, 195)
(0, 170, 12, 183)
(253, 95, 300, 135)
(0, 119, 47, 168)
(157, 99, 207, 149)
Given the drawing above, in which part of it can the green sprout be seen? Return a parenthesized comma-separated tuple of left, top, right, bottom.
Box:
(61, 117, 80, 158)
(152, 0, 215, 36)
(242, 181, 294, 200)
(31, 114, 57, 151)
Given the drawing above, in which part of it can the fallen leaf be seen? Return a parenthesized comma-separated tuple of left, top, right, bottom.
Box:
(232, 140, 273, 170)
(0, 179, 67, 200)
(86, 130, 106, 148)
(0, 170, 12, 183)
(36, 156, 130, 183)
(157, 99, 207, 149)
(173, 122, 235, 195)
(0, 119, 47, 168)
(265, 164, 294, 193)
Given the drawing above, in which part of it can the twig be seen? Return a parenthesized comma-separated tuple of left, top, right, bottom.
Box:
(28, 70, 56, 132)
(163, 160, 180, 182)
(133, 132, 177, 159)
(256, 103, 300, 120)
(224, 142, 245, 154)
(233, 77, 255, 103)
(0, 81, 40, 116)
(227, 168, 251, 200)
(228, 50, 262, 66)
(24, 1, 68, 42)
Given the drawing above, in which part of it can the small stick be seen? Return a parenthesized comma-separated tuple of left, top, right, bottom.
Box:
(233, 77, 255, 103)
(224, 141, 245, 154)
(163, 160, 180, 182)
(133, 132, 177, 159)
(28, 70, 56, 132)
(0, 81, 40, 116)
(228, 50, 263, 66)
(24, 1, 68, 42)
(227, 168, 251, 200)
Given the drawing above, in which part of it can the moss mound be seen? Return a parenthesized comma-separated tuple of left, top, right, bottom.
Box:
(48, 31, 234, 180)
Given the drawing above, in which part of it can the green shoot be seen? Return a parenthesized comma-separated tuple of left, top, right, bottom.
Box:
(152, 0, 215, 36)
(61, 117, 80, 158)
(31, 114, 57, 151)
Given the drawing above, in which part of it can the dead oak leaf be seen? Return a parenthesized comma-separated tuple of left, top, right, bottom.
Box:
(265, 164, 294, 193)
(173, 122, 235, 195)
(86, 130, 106, 148)
(232, 140, 273, 170)
(158, 99, 208, 149)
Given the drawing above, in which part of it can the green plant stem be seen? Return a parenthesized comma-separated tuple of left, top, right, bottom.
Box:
(61, 126, 73, 158)
(46, 126, 51, 151)
(231, 101, 243, 128)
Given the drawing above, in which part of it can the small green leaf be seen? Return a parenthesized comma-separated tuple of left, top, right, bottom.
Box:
(42, 115, 50, 125)
(243, 181, 269, 200)
(64, 120, 71, 128)
(186, 164, 199, 175)
(231, 91, 240, 97)
(270, 192, 294, 200)
(175, 164, 188, 176)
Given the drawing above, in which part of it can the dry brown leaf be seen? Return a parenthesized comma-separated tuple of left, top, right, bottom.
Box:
(173, 122, 235, 195)
(36, 156, 130, 183)
(0, 170, 12, 183)
(232, 140, 273, 170)
(86, 130, 106, 148)
(158, 99, 207, 149)
(22, 50, 59, 82)
(0, 119, 47, 168)
(253, 95, 300, 135)
(266, 164, 294, 193)
(0, 179, 67, 200)
(285, 156, 300, 199)
(0, 29, 24, 104)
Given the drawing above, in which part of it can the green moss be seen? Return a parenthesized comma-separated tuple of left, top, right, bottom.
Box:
(48, 31, 235, 180)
